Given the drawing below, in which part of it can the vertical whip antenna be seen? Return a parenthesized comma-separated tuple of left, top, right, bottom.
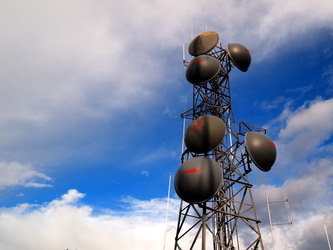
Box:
(182, 44, 188, 69)
(163, 175, 172, 250)
(181, 98, 187, 156)
(324, 225, 332, 250)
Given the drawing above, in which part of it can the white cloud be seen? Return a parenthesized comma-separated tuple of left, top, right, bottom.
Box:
(47, 189, 85, 208)
(248, 96, 333, 249)
(323, 65, 333, 86)
(252, 157, 333, 249)
(0, 184, 331, 250)
(141, 170, 149, 176)
(255, 194, 333, 250)
(188, 0, 333, 60)
(0, 162, 52, 189)
(0, 0, 332, 165)
(254, 158, 333, 217)
(0, 189, 181, 250)
(277, 98, 333, 160)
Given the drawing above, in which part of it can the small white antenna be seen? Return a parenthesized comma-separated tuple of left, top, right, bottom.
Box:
(266, 192, 293, 249)
(205, 17, 208, 32)
(266, 192, 276, 249)
(163, 175, 172, 250)
(227, 110, 234, 162)
(182, 44, 188, 69)
(227, 117, 233, 149)
(181, 98, 187, 156)
(324, 224, 332, 250)
(191, 24, 194, 40)
(284, 193, 294, 232)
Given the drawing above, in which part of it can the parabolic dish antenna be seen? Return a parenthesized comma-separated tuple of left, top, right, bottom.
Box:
(174, 157, 222, 203)
(186, 55, 221, 84)
(227, 43, 251, 72)
(188, 31, 219, 56)
(245, 132, 277, 172)
(185, 115, 226, 153)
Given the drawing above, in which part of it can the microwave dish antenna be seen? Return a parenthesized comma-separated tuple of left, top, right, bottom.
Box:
(174, 157, 223, 204)
(185, 55, 221, 84)
(184, 115, 226, 153)
(227, 43, 251, 72)
(188, 31, 219, 56)
(245, 131, 277, 172)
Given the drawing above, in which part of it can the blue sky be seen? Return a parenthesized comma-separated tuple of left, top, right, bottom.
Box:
(0, 0, 333, 249)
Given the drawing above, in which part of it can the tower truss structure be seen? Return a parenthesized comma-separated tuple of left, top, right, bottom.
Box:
(174, 44, 265, 250)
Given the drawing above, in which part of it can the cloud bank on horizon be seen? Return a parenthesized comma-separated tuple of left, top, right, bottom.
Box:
(0, 0, 332, 249)
(0, 186, 331, 250)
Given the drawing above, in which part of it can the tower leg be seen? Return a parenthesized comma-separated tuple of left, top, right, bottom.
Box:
(202, 204, 206, 250)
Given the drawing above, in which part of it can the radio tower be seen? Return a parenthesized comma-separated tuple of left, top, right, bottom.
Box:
(174, 31, 277, 249)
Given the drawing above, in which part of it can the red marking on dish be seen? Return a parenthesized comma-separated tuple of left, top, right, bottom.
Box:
(244, 49, 250, 52)
(193, 59, 205, 64)
(194, 119, 204, 131)
(268, 142, 275, 147)
(183, 168, 201, 174)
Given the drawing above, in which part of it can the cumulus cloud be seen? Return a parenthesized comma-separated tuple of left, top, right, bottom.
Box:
(0, 189, 253, 250)
(251, 156, 333, 249)
(48, 189, 85, 208)
(0, 189, 181, 250)
(276, 98, 333, 161)
(247, 96, 333, 249)
(323, 65, 333, 86)
(0, 162, 52, 189)
(255, 190, 333, 250)
(0, 186, 331, 250)
(0, 0, 332, 165)
(259, 214, 333, 250)
(141, 170, 149, 176)
(249, 103, 333, 249)
(192, 0, 333, 60)
(255, 158, 333, 217)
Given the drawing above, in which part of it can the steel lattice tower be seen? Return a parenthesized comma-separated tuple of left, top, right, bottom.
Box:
(174, 42, 267, 250)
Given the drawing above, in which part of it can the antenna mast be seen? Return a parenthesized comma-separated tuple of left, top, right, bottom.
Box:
(324, 225, 332, 250)
(174, 31, 277, 249)
(266, 192, 293, 249)
(163, 175, 172, 250)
